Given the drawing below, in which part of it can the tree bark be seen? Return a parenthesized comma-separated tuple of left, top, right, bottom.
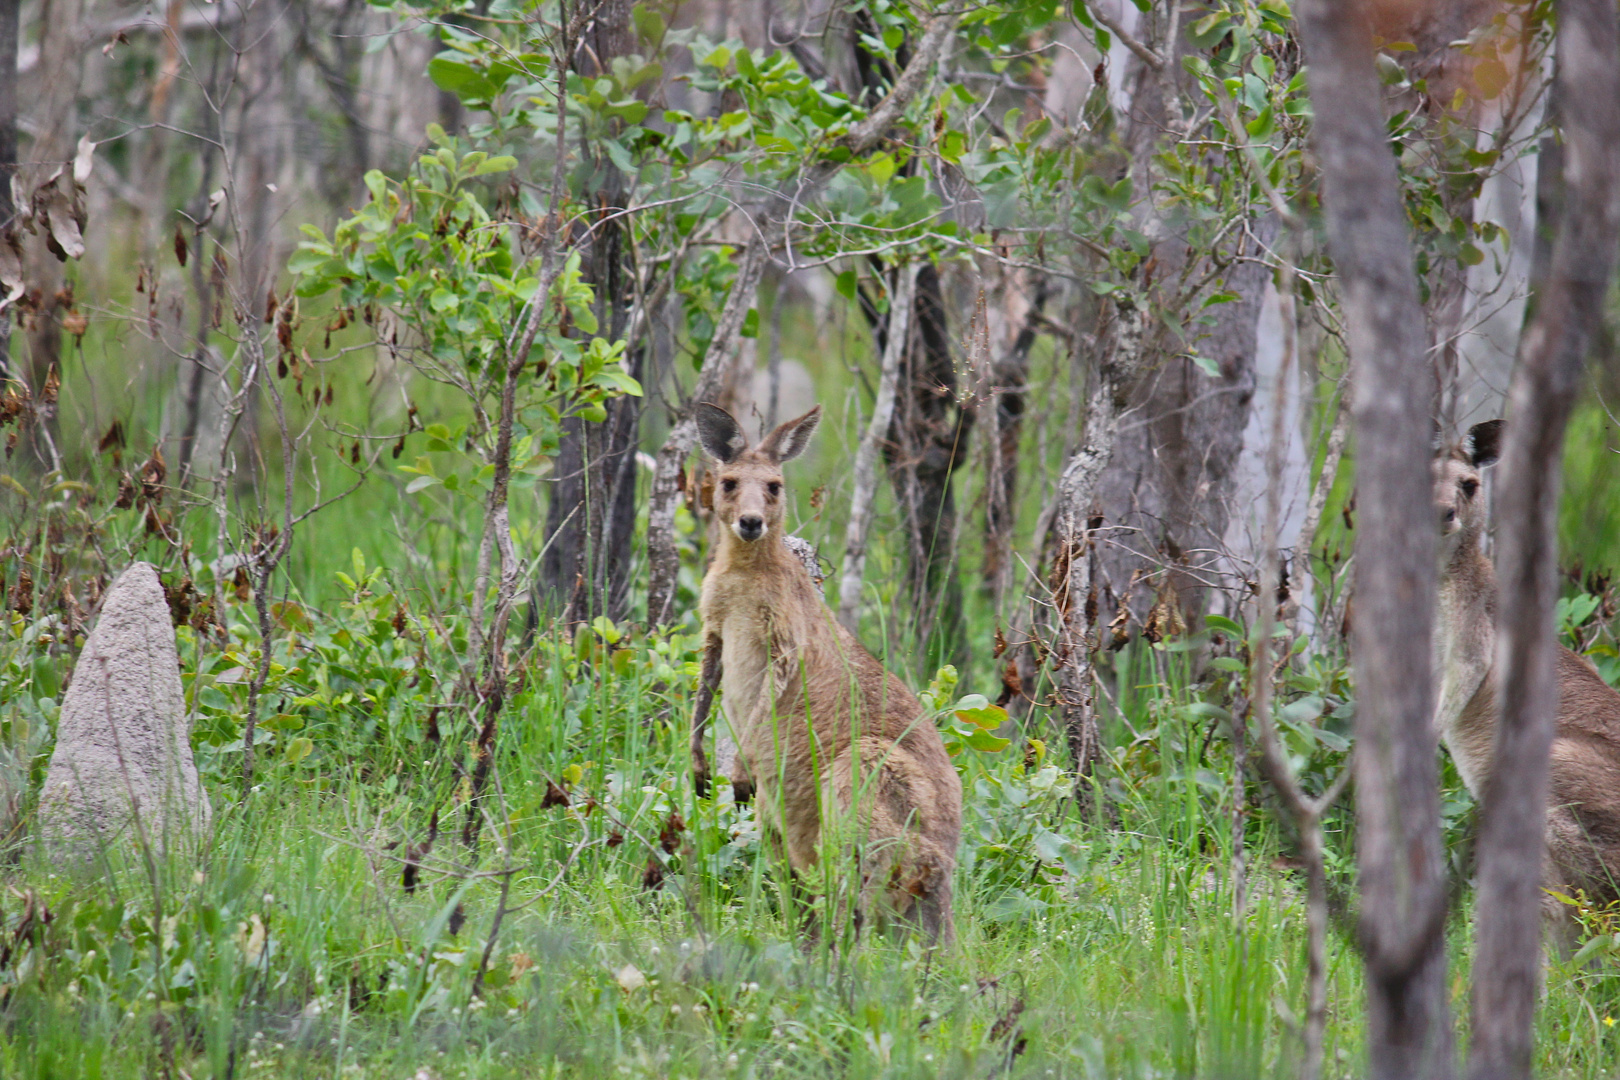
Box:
(1467, 4, 1620, 1077)
(981, 271, 1044, 608)
(20, 0, 86, 425)
(879, 262, 971, 671)
(1049, 299, 1149, 809)
(1295, 2, 1455, 1077)
(845, 15, 972, 671)
(537, 0, 640, 628)
(839, 264, 916, 632)
(0, 0, 16, 379)
(1092, 8, 1267, 639)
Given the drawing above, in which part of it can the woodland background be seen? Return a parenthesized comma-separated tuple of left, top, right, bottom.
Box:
(0, 0, 1618, 1077)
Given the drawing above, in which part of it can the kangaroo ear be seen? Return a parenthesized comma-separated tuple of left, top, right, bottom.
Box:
(695, 403, 747, 464)
(1468, 419, 1504, 468)
(758, 405, 821, 464)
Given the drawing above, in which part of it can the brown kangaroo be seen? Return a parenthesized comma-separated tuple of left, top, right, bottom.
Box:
(688, 402, 963, 945)
(1434, 419, 1620, 928)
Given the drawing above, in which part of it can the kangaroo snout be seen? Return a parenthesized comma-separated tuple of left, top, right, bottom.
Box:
(734, 515, 766, 541)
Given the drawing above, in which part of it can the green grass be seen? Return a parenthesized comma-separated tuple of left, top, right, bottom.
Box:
(0, 587, 1618, 1079)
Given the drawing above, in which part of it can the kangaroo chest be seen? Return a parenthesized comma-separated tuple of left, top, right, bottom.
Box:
(708, 589, 807, 743)
(1434, 579, 1497, 794)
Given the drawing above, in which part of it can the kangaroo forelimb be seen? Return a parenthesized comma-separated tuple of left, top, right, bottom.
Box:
(690, 635, 722, 798)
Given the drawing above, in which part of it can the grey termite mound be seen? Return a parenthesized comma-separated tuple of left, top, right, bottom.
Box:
(1434, 420, 1620, 932)
(687, 402, 963, 945)
(39, 561, 212, 864)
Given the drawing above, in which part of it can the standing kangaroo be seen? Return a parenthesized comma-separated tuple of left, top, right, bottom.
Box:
(1434, 419, 1620, 925)
(688, 402, 963, 945)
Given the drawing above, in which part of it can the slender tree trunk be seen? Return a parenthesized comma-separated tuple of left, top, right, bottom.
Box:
(645, 237, 770, 628)
(1296, 3, 1454, 1077)
(0, 0, 16, 380)
(1049, 299, 1150, 809)
(839, 264, 916, 632)
(538, 0, 640, 628)
(982, 274, 1045, 607)
(20, 0, 86, 423)
(1468, 5, 1620, 1077)
(882, 263, 970, 671)
(843, 13, 971, 670)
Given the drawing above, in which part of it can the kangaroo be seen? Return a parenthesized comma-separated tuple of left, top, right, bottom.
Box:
(688, 402, 963, 945)
(1434, 419, 1620, 928)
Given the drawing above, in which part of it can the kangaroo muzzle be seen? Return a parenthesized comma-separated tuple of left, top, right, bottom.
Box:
(733, 515, 766, 542)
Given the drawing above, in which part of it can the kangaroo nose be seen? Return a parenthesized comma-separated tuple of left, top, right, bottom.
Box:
(736, 515, 765, 541)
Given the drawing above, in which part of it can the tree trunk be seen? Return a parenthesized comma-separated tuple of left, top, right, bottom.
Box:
(980, 269, 1045, 609)
(843, 14, 972, 671)
(537, 0, 641, 628)
(840, 265, 916, 632)
(1095, 247, 1267, 630)
(1092, 6, 1267, 639)
(1296, 2, 1455, 1077)
(1467, 5, 1620, 1077)
(19, 0, 86, 427)
(1049, 299, 1149, 810)
(0, 0, 16, 380)
(882, 262, 971, 672)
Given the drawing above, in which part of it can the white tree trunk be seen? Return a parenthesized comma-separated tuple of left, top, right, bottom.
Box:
(837, 264, 916, 633)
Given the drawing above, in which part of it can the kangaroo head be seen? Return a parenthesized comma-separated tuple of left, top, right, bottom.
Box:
(1434, 418, 1503, 558)
(696, 403, 821, 545)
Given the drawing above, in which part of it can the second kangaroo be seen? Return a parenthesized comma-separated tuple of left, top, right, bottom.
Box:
(688, 402, 963, 945)
(1435, 419, 1620, 931)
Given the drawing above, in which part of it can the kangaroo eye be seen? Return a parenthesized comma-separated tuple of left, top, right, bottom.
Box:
(767, 482, 781, 497)
(1460, 478, 1479, 498)
(721, 478, 738, 494)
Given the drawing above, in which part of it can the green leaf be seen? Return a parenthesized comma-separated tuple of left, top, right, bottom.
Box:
(739, 307, 760, 339)
(867, 152, 896, 187)
(954, 703, 1009, 730)
(1278, 695, 1325, 727)
(284, 736, 314, 765)
(961, 728, 1011, 752)
(631, 3, 666, 43)
(1205, 614, 1244, 636)
(472, 155, 518, 176)
(1190, 354, 1221, 378)
(428, 58, 500, 103)
(835, 270, 857, 301)
(405, 475, 440, 494)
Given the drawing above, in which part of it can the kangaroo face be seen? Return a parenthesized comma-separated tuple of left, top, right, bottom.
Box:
(714, 456, 785, 543)
(1434, 419, 1503, 559)
(695, 401, 822, 547)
